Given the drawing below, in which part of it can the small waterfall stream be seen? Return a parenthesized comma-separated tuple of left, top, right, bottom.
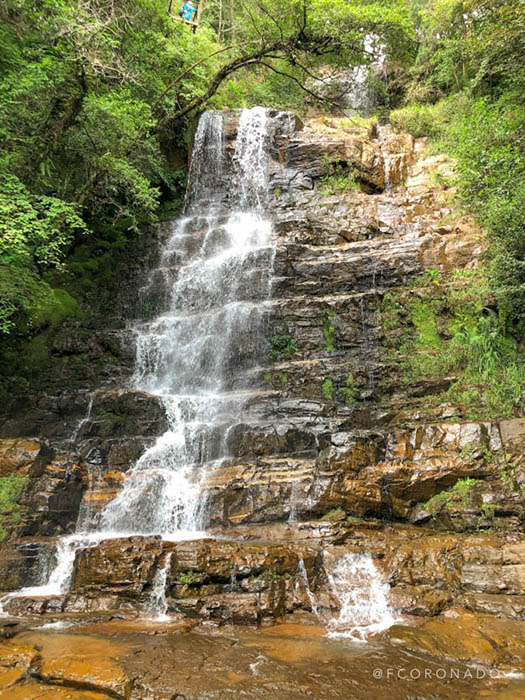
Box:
(146, 553, 173, 620)
(327, 553, 397, 642)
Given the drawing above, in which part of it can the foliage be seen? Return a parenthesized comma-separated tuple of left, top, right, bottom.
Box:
(451, 99, 525, 321)
(260, 569, 281, 581)
(320, 155, 359, 196)
(321, 378, 334, 401)
(380, 269, 525, 419)
(0, 0, 225, 346)
(339, 372, 359, 406)
(0, 476, 28, 542)
(322, 308, 337, 351)
(424, 477, 478, 516)
(0, 171, 85, 334)
(270, 334, 298, 361)
(177, 570, 197, 586)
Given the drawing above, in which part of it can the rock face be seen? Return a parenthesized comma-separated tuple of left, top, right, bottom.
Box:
(0, 110, 524, 694)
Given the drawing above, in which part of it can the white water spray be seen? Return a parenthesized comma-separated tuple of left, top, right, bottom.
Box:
(327, 553, 397, 642)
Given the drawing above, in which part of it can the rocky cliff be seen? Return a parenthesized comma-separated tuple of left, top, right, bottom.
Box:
(0, 111, 524, 699)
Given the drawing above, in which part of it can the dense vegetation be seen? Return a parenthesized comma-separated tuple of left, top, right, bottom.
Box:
(0, 0, 523, 417)
(0, 0, 413, 356)
(384, 0, 525, 418)
(392, 0, 524, 325)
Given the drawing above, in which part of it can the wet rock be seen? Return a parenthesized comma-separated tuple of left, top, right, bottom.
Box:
(19, 456, 86, 536)
(389, 585, 452, 616)
(68, 536, 323, 625)
(388, 611, 525, 668)
(0, 631, 133, 699)
(0, 439, 41, 477)
(0, 539, 57, 591)
(460, 593, 525, 619)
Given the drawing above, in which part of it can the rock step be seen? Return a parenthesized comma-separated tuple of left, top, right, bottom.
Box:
(3, 536, 327, 625)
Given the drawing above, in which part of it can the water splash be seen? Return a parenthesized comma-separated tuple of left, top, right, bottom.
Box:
(327, 553, 396, 642)
(1, 533, 105, 608)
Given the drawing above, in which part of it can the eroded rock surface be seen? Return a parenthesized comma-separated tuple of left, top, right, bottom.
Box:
(0, 111, 524, 697)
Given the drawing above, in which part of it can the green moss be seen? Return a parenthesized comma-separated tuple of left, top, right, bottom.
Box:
(321, 507, 344, 521)
(321, 378, 334, 401)
(22, 333, 52, 373)
(31, 288, 80, 330)
(424, 478, 478, 517)
(0, 476, 28, 542)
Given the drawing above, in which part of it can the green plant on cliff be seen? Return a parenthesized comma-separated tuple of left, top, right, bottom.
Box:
(177, 570, 197, 586)
(270, 334, 298, 361)
(380, 269, 525, 419)
(339, 372, 359, 406)
(261, 570, 281, 582)
(424, 477, 478, 517)
(0, 476, 28, 542)
(320, 156, 359, 196)
(321, 378, 334, 401)
(481, 502, 497, 521)
(322, 309, 337, 351)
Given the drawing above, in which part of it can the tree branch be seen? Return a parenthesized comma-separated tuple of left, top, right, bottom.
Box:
(153, 40, 257, 112)
(159, 40, 292, 125)
(258, 61, 346, 113)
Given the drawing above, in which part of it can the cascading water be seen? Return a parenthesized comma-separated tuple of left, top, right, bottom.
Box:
(98, 107, 275, 537)
(327, 553, 397, 642)
(146, 553, 173, 620)
(2, 107, 278, 613)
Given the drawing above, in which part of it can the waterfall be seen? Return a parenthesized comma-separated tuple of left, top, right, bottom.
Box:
(327, 553, 397, 642)
(2, 107, 278, 610)
(99, 106, 275, 537)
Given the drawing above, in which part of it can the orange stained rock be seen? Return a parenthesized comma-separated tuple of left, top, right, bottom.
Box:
(0, 438, 40, 477)
(388, 612, 525, 669)
(0, 640, 39, 670)
(16, 631, 133, 699)
(0, 683, 111, 699)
